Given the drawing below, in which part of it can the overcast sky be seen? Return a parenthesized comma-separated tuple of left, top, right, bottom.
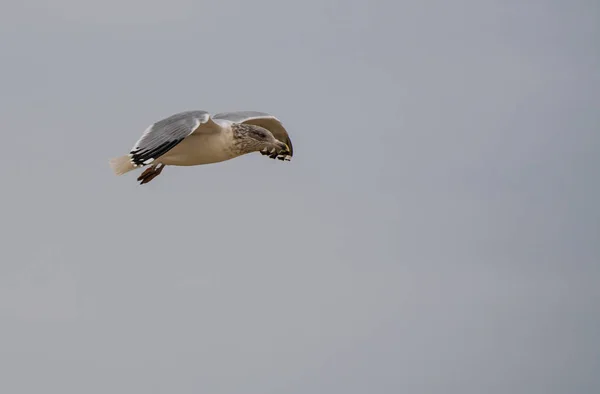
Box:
(0, 1, 598, 393)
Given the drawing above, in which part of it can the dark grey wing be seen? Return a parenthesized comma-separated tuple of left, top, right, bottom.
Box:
(212, 111, 294, 156)
(129, 110, 219, 167)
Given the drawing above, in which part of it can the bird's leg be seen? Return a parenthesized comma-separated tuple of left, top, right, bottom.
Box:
(137, 163, 166, 185)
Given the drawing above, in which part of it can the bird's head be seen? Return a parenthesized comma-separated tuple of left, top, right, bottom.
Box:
(232, 123, 291, 160)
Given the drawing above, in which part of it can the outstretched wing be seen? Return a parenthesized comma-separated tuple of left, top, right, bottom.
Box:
(129, 110, 219, 167)
(212, 111, 294, 156)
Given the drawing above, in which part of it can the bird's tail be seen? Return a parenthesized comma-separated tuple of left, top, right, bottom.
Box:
(109, 155, 135, 175)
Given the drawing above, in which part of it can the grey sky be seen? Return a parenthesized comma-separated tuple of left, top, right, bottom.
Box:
(0, 1, 598, 393)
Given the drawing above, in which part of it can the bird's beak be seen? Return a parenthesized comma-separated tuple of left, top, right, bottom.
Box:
(277, 141, 290, 154)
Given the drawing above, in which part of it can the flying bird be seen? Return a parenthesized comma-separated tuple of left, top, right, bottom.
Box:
(109, 110, 293, 184)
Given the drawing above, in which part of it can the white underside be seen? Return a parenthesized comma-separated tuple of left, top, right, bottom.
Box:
(156, 128, 239, 166)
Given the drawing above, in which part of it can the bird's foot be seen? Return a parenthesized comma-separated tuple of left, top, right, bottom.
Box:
(137, 163, 165, 185)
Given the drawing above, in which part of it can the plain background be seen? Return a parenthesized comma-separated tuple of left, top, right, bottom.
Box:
(0, 1, 598, 393)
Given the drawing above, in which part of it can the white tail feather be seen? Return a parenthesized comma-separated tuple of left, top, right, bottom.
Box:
(109, 155, 135, 175)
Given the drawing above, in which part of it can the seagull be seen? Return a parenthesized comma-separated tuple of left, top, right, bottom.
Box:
(109, 110, 293, 185)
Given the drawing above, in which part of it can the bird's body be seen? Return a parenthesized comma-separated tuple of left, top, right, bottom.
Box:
(109, 110, 293, 184)
(157, 119, 236, 166)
